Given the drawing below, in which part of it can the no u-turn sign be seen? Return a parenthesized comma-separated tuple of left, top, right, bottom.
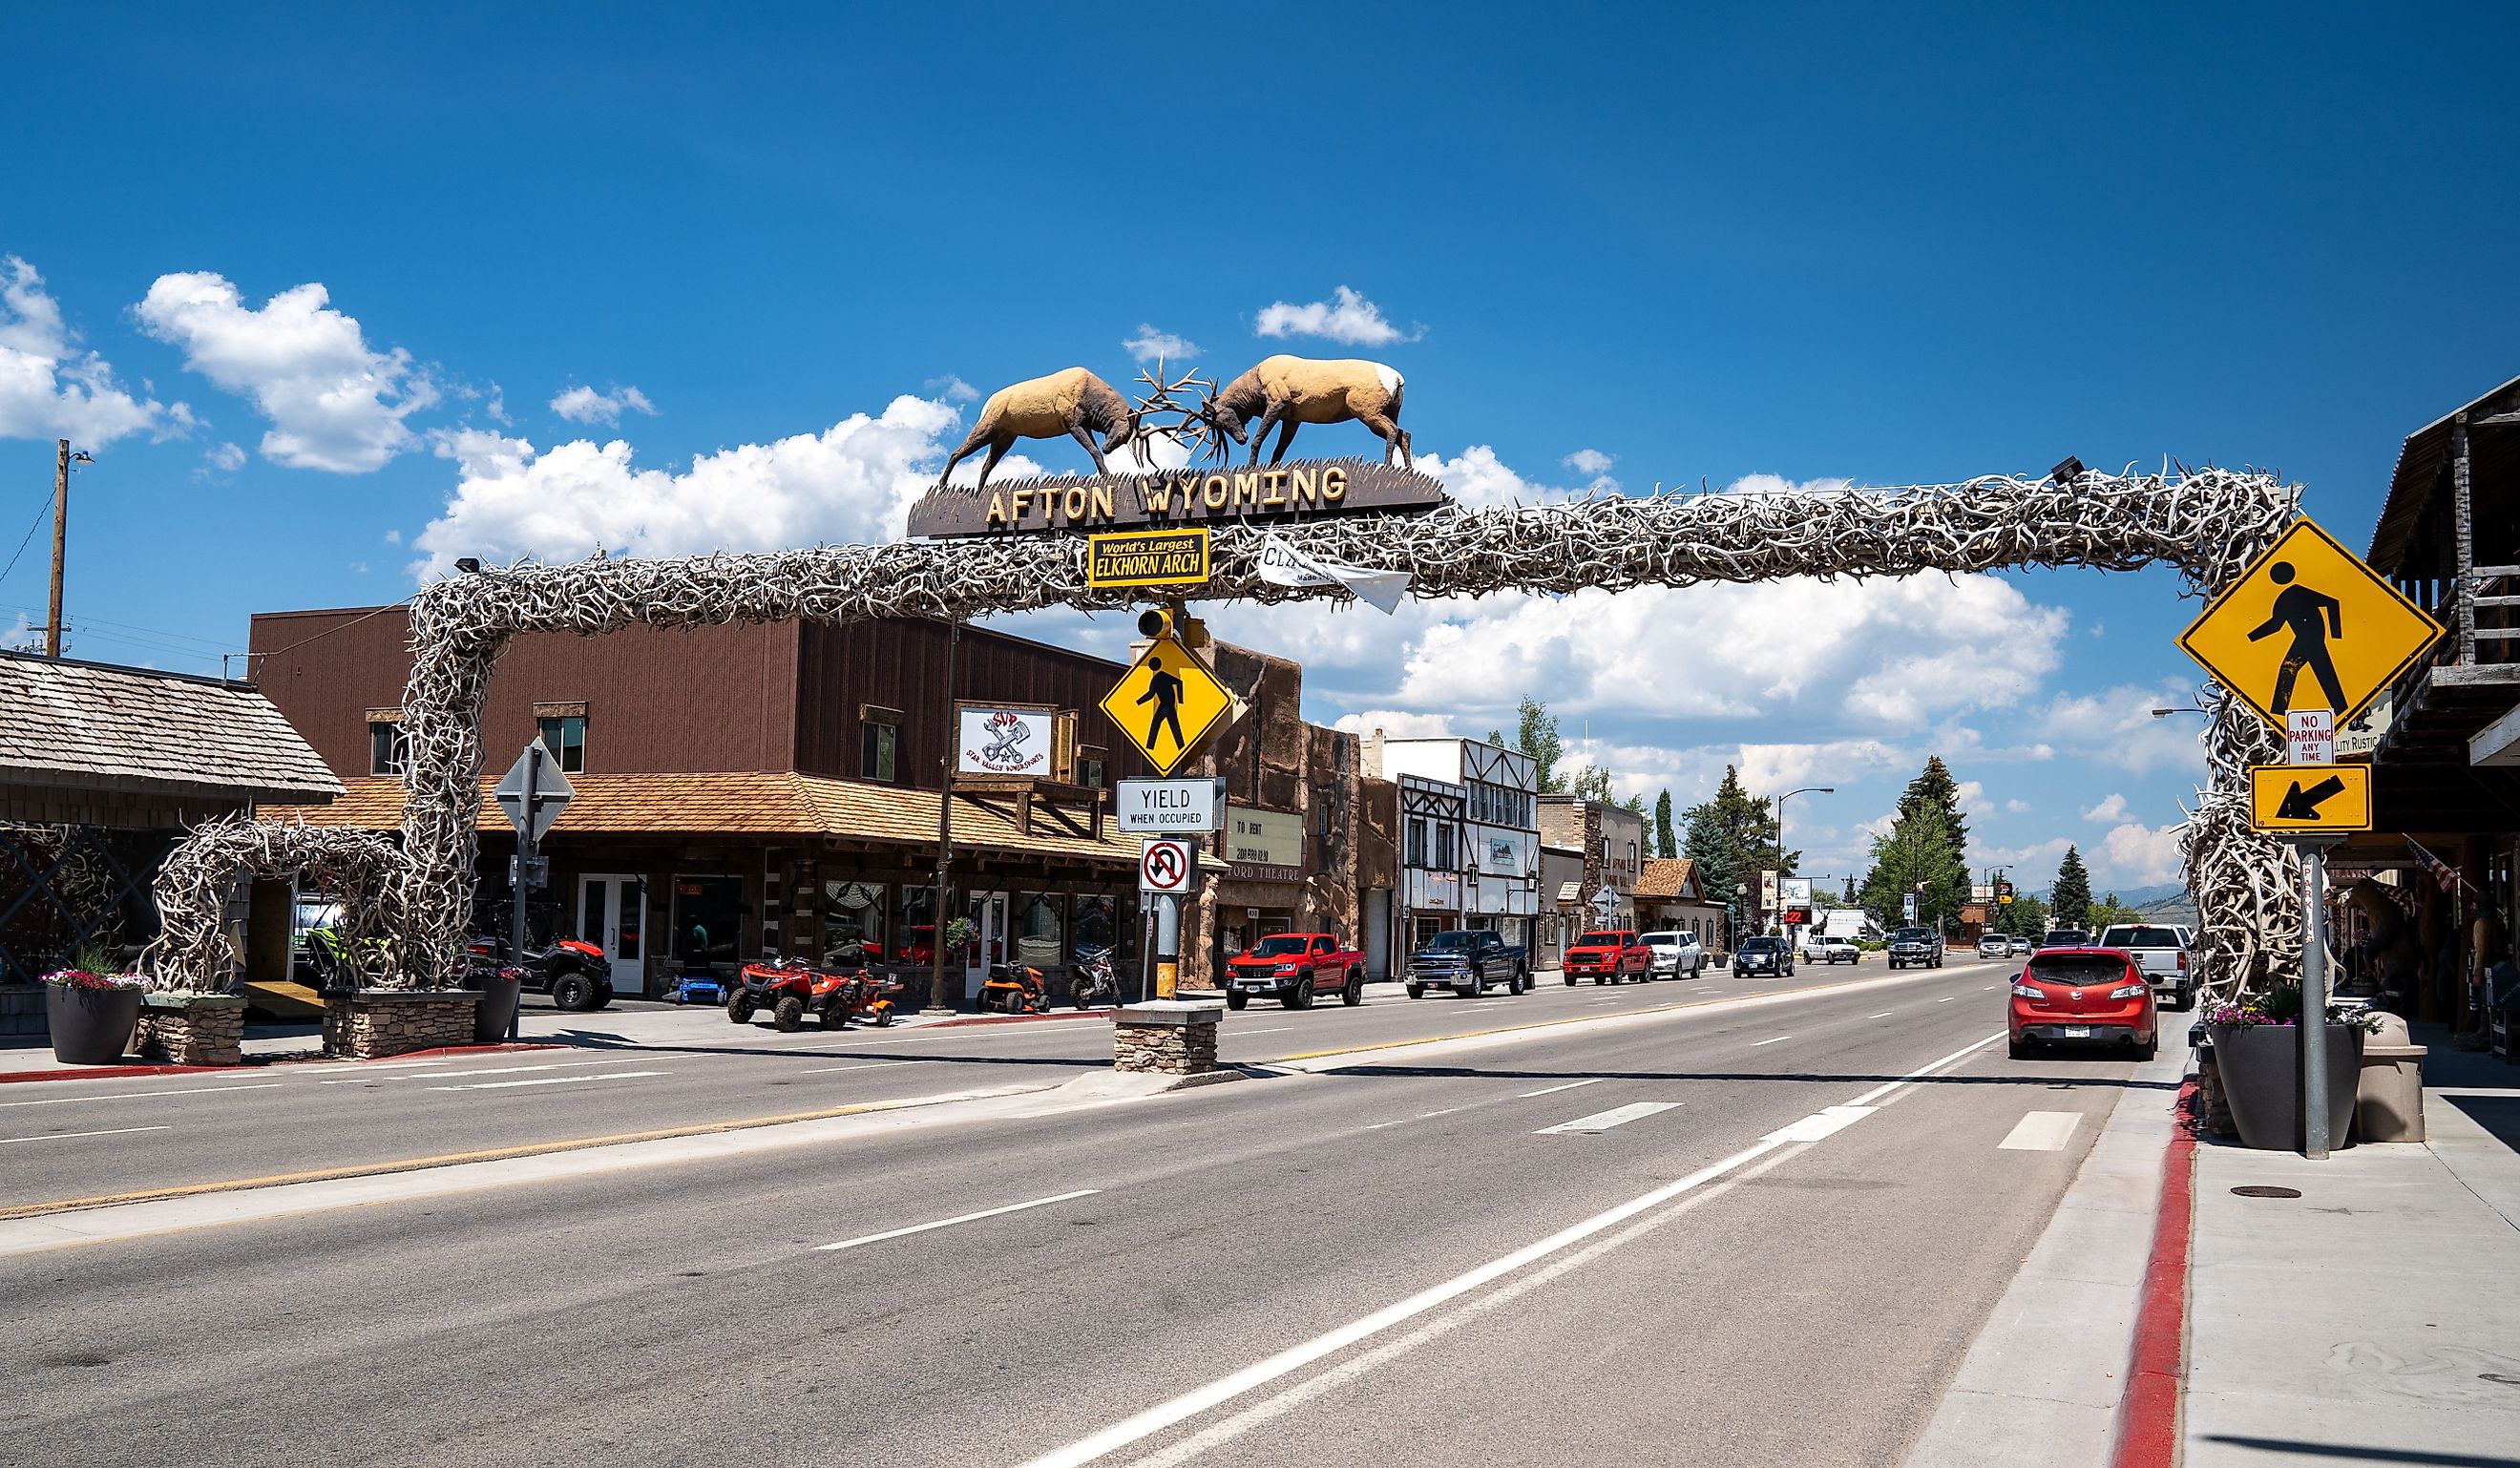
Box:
(1140, 837, 1196, 895)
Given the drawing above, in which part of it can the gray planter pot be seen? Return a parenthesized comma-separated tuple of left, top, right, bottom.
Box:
(2210, 1022, 2362, 1150)
(472, 974, 523, 1043)
(46, 984, 142, 1065)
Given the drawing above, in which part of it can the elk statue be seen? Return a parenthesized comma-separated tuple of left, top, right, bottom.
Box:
(1196, 354, 1412, 470)
(939, 367, 1147, 491)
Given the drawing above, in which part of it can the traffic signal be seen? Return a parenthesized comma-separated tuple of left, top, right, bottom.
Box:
(1135, 606, 1208, 646)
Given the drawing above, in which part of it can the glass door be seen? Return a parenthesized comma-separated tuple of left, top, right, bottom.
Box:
(575, 874, 645, 991)
(963, 891, 1007, 999)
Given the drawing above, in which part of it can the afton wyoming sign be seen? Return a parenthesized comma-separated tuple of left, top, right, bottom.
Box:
(906, 459, 1446, 538)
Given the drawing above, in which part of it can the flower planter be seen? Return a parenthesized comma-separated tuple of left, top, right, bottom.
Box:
(2209, 1021, 2362, 1150)
(472, 973, 523, 1043)
(46, 983, 143, 1065)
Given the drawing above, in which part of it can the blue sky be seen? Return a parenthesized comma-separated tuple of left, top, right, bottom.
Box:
(5, 2, 2517, 897)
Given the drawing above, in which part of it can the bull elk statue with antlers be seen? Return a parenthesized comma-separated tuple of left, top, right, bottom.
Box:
(939, 367, 1148, 491)
(1195, 354, 1413, 470)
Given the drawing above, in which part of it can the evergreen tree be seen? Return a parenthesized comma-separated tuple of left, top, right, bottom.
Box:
(1621, 792, 1647, 815)
(2006, 892, 2049, 938)
(1653, 789, 1677, 860)
(1682, 766, 1789, 923)
(2051, 846, 2092, 929)
(1898, 756, 1970, 872)
(1859, 809, 1965, 931)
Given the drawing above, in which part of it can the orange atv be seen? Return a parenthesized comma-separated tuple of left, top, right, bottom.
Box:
(730, 955, 899, 1031)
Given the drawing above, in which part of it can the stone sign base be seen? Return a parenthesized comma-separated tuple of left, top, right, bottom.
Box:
(136, 992, 248, 1067)
(1113, 999, 1223, 1076)
(324, 989, 485, 1059)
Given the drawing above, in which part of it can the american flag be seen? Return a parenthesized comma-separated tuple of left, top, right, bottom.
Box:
(2404, 837, 2466, 894)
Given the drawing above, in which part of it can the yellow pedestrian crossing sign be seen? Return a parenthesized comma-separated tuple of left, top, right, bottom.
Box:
(1100, 632, 1233, 776)
(2176, 517, 2443, 733)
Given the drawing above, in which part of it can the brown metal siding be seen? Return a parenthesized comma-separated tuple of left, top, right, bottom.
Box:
(248, 608, 798, 779)
(792, 620, 1150, 788)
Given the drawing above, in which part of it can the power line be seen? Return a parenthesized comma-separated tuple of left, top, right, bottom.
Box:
(0, 494, 50, 589)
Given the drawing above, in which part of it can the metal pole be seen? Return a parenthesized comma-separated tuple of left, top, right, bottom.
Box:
(46, 440, 69, 657)
(2300, 838, 2332, 1160)
(1155, 892, 1180, 999)
(928, 619, 960, 1014)
(510, 743, 540, 1044)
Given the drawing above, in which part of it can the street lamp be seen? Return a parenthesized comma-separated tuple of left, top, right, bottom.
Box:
(2151, 706, 2207, 718)
(1774, 786, 1833, 934)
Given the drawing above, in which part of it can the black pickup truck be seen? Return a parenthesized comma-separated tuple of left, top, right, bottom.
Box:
(1405, 929, 1530, 998)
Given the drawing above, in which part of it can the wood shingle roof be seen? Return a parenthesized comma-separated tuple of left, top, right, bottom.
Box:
(0, 650, 342, 804)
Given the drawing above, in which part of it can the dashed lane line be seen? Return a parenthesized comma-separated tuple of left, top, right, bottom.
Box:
(817, 1188, 1100, 1253)
(0, 1083, 281, 1110)
(1517, 1079, 1604, 1099)
(1997, 1111, 2084, 1151)
(1751, 1036, 1793, 1047)
(3, 1125, 173, 1146)
(1536, 1101, 1682, 1135)
(428, 1071, 668, 1092)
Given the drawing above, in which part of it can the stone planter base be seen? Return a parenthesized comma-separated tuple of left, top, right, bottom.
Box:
(323, 989, 485, 1059)
(1114, 1000, 1224, 1075)
(135, 992, 248, 1066)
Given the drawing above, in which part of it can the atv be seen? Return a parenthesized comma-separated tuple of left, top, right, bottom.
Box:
(728, 954, 900, 1032)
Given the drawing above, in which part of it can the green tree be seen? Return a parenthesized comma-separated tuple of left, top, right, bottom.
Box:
(1683, 766, 1790, 925)
(1568, 764, 1614, 803)
(2051, 846, 2092, 929)
(1898, 756, 1970, 873)
(2005, 892, 2049, 938)
(1653, 789, 1677, 860)
(1509, 697, 1568, 794)
(1859, 807, 1967, 933)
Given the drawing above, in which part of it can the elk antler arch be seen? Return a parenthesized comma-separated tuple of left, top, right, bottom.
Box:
(151, 467, 2304, 1000)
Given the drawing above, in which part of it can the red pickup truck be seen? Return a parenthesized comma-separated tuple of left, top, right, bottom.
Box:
(1564, 929, 1652, 985)
(1226, 933, 1367, 1010)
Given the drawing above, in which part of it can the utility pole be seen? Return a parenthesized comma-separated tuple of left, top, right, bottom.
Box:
(46, 439, 71, 657)
(926, 617, 962, 1014)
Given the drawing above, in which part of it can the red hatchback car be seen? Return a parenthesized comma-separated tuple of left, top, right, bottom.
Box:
(2008, 948, 2158, 1060)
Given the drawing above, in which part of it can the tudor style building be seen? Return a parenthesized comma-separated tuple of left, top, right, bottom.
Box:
(1366, 733, 1541, 961)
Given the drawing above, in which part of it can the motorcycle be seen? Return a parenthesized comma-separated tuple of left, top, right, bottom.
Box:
(1069, 946, 1120, 1009)
(730, 954, 901, 1031)
(979, 962, 1051, 1016)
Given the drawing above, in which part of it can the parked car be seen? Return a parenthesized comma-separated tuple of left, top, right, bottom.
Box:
(2094, 923, 2194, 1012)
(1226, 933, 1367, 1010)
(1886, 926, 1944, 970)
(1977, 933, 2013, 959)
(1638, 930, 1707, 979)
(1732, 934, 1794, 977)
(1407, 929, 1529, 998)
(2008, 935, 2034, 956)
(2041, 928, 2092, 950)
(1811, 935, 1860, 965)
(2008, 947, 2158, 1060)
(1564, 930, 1652, 985)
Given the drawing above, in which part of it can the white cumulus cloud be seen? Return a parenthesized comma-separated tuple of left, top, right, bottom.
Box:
(410, 393, 1039, 578)
(1123, 325, 1200, 363)
(1252, 285, 1418, 346)
(2097, 821, 2185, 889)
(2082, 792, 2130, 823)
(550, 384, 657, 426)
(0, 256, 191, 447)
(135, 271, 435, 472)
(1564, 448, 1615, 478)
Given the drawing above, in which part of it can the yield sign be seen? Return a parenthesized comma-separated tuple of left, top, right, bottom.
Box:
(494, 742, 575, 844)
(1099, 631, 1233, 776)
(2177, 517, 2443, 733)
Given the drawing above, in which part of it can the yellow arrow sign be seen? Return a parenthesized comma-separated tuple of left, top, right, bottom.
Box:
(1099, 632, 1233, 776)
(2247, 764, 2372, 833)
(2177, 517, 2443, 732)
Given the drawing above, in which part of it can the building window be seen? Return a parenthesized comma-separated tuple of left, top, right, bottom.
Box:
(1080, 754, 1106, 789)
(368, 719, 408, 777)
(1436, 824, 1458, 871)
(537, 715, 586, 773)
(1407, 816, 1428, 868)
(1627, 840, 1637, 871)
(862, 720, 898, 782)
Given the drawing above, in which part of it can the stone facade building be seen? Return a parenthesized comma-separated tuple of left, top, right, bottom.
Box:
(1538, 796, 1644, 953)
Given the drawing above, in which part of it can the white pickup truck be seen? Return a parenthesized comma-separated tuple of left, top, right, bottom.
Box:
(2097, 923, 2194, 1011)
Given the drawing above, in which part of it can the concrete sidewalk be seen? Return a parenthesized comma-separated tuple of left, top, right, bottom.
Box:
(2184, 1028, 2520, 1466)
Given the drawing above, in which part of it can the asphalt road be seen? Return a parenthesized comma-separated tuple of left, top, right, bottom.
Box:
(0, 953, 2177, 1467)
(2, 955, 1960, 1210)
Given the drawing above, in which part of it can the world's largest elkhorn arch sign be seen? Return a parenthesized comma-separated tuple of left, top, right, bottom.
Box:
(148, 467, 2305, 1000)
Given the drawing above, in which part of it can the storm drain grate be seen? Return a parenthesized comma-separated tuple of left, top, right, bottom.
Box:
(2231, 1185, 2302, 1199)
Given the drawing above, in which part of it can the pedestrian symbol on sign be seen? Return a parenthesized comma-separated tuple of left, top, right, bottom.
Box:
(2245, 561, 2346, 716)
(1138, 657, 1186, 753)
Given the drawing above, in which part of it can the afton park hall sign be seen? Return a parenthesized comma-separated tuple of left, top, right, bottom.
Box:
(905, 458, 1447, 539)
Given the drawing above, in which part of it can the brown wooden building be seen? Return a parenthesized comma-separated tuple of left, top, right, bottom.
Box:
(248, 608, 1164, 1000)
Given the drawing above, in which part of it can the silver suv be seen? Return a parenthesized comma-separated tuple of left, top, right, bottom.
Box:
(1887, 926, 1944, 970)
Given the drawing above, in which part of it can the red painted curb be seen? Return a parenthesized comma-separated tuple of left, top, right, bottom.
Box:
(2112, 1076, 2200, 1468)
(0, 1040, 567, 1084)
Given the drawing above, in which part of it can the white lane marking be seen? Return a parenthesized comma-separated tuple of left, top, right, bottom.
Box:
(1998, 1111, 2084, 1151)
(1015, 1136, 1792, 1468)
(1, 1124, 173, 1145)
(0, 1083, 281, 1110)
(287, 1059, 445, 1076)
(427, 1071, 667, 1091)
(797, 1060, 914, 1076)
(1844, 1033, 2007, 1109)
(1230, 1027, 1295, 1037)
(1867, 1012, 1894, 1019)
(1982, 985, 1999, 992)
(1751, 1036, 1792, 1047)
(1764, 1105, 1875, 1143)
(1115, 1146, 1802, 1468)
(321, 1057, 656, 1084)
(1536, 1101, 1682, 1135)
(816, 1188, 1100, 1252)
(1937, 996, 1955, 1003)
(1517, 1079, 1604, 1099)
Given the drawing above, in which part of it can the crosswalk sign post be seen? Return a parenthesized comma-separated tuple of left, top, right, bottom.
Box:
(1100, 630, 1233, 776)
(2176, 517, 2444, 732)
